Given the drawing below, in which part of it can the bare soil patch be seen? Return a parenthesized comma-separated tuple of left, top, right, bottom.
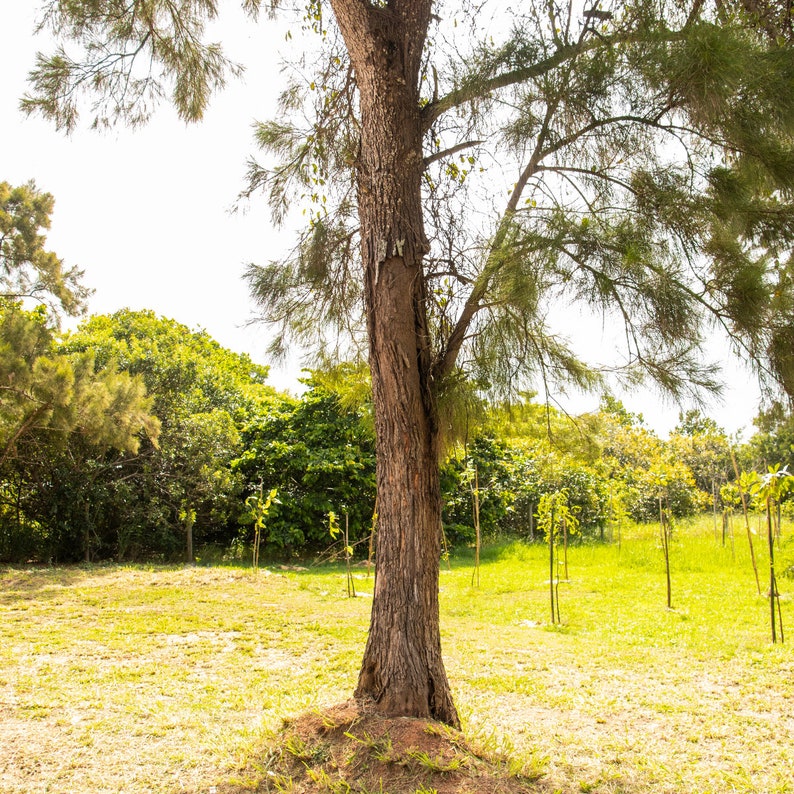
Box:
(223, 700, 541, 794)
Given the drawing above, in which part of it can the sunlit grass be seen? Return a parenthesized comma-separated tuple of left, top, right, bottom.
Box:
(444, 517, 794, 793)
(1, 517, 792, 793)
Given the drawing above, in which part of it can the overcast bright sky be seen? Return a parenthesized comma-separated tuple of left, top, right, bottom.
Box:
(1, 5, 765, 437)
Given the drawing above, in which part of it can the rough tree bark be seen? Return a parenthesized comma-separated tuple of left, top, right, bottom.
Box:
(329, 0, 459, 727)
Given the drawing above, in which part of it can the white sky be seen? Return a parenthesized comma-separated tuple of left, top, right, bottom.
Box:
(0, 4, 765, 438)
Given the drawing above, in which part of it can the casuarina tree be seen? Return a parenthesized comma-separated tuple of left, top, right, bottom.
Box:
(1, 180, 89, 316)
(23, 0, 794, 726)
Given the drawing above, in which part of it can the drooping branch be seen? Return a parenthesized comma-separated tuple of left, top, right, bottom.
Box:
(0, 403, 55, 469)
(23, 0, 242, 130)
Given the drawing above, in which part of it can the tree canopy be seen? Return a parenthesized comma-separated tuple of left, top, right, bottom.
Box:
(60, 309, 279, 560)
(23, 4, 794, 399)
(0, 180, 89, 316)
(0, 303, 160, 561)
(233, 2, 794, 406)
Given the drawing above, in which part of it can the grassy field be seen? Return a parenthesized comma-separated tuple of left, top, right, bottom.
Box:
(1, 517, 793, 793)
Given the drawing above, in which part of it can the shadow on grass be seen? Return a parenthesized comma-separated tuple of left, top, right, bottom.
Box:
(0, 562, 176, 600)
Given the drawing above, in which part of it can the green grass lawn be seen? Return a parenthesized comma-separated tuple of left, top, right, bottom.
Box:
(1, 517, 792, 793)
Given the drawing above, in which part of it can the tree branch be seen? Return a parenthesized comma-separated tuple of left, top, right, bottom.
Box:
(424, 139, 484, 167)
(421, 27, 688, 132)
(433, 97, 562, 383)
(0, 402, 53, 469)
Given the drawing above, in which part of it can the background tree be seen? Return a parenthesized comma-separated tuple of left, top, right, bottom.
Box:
(0, 180, 89, 316)
(0, 183, 155, 561)
(166, 409, 244, 562)
(668, 409, 732, 529)
(441, 435, 517, 544)
(743, 402, 794, 472)
(670, 410, 732, 493)
(58, 310, 278, 560)
(24, 0, 794, 725)
(0, 304, 159, 561)
(233, 374, 376, 555)
(599, 405, 708, 521)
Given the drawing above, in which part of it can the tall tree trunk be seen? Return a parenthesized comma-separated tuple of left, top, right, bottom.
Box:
(330, 0, 459, 727)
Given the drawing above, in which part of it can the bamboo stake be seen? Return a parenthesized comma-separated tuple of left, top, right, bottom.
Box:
(471, 466, 481, 588)
(345, 512, 356, 599)
(730, 448, 762, 595)
(562, 514, 569, 581)
(660, 497, 672, 610)
(549, 505, 556, 624)
(367, 496, 377, 578)
(767, 500, 777, 643)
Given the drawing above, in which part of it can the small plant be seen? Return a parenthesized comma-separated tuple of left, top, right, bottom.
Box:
(244, 483, 279, 570)
(344, 730, 394, 763)
(720, 481, 742, 556)
(649, 463, 675, 609)
(471, 464, 482, 587)
(306, 766, 352, 794)
(607, 482, 630, 551)
(283, 733, 311, 760)
(312, 709, 342, 731)
(745, 466, 792, 643)
(329, 510, 356, 597)
(407, 749, 468, 772)
(465, 725, 547, 782)
(270, 772, 298, 793)
(423, 722, 462, 743)
(659, 502, 673, 610)
(536, 489, 579, 624)
(178, 502, 197, 563)
(458, 458, 484, 586)
(731, 449, 762, 595)
(367, 500, 378, 578)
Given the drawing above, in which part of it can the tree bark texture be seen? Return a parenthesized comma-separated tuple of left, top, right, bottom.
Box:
(329, 0, 459, 727)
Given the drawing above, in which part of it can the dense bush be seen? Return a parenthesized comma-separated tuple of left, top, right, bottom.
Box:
(1, 310, 276, 562)
(233, 377, 376, 556)
(441, 436, 610, 542)
(3, 303, 793, 563)
(0, 306, 158, 562)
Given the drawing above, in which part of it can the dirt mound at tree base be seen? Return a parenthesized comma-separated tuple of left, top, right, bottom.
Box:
(229, 700, 543, 793)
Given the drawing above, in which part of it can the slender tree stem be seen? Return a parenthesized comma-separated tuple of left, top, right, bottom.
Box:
(767, 499, 777, 643)
(660, 497, 672, 610)
(549, 506, 556, 624)
(471, 466, 480, 588)
(731, 449, 762, 595)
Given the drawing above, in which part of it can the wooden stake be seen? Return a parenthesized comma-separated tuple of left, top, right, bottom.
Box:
(730, 448, 762, 595)
(471, 466, 481, 588)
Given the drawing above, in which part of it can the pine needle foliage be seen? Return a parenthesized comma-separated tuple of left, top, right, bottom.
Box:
(23, 1, 794, 404)
(0, 181, 89, 317)
(237, 1, 794, 405)
(0, 303, 159, 469)
(22, 0, 244, 131)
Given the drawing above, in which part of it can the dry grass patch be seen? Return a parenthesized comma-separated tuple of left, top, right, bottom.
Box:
(0, 564, 369, 793)
(1, 525, 793, 793)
